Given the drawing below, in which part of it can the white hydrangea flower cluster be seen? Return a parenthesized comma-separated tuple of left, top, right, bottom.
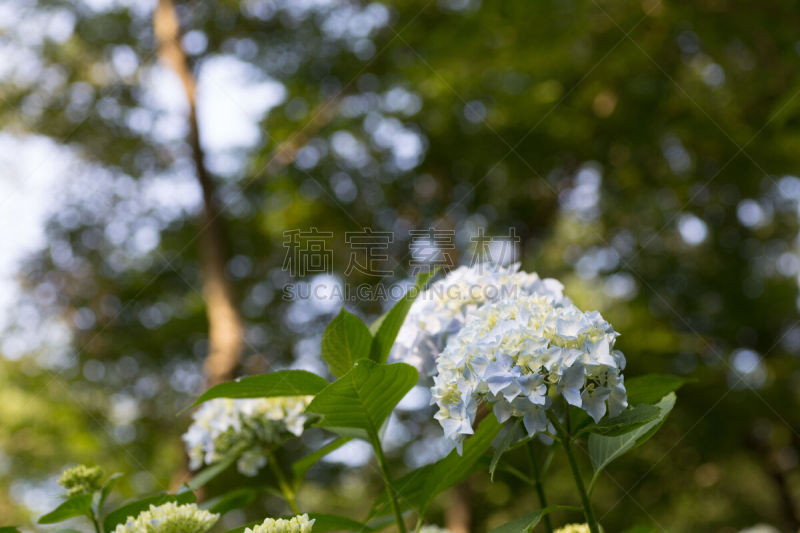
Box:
(183, 396, 313, 476)
(432, 293, 627, 452)
(244, 514, 315, 533)
(112, 502, 219, 533)
(390, 263, 566, 373)
(554, 524, 591, 533)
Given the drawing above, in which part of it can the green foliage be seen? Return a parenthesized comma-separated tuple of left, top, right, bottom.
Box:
(306, 360, 418, 437)
(291, 437, 351, 489)
(204, 488, 257, 516)
(4, 0, 799, 528)
(371, 414, 502, 517)
(581, 404, 661, 436)
(321, 308, 373, 377)
(37, 494, 93, 524)
(191, 370, 329, 407)
(588, 393, 677, 481)
(302, 513, 374, 533)
(487, 506, 581, 533)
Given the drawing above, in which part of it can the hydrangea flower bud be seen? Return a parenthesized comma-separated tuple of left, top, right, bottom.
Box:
(244, 513, 315, 533)
(58, 464, 104, 496)
(112, 502, 219, 533)
(183, 396, 313, 476)
(432, 293, 627, 452)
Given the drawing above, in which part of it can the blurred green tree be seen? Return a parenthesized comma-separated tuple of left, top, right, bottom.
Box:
(1, 0, 799, 530)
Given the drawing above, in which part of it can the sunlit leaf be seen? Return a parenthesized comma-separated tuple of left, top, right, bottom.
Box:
(38, 494, 92, 524)
(306, 360, 417, 434)
(190, 370, 329, 408)
(322, 308, 372, 377)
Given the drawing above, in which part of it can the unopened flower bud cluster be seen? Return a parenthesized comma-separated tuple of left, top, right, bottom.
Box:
(58, 464, 104, 496)
(112, 502, 219, 533)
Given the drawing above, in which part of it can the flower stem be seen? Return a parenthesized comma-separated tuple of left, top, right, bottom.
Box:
(549, 414, 600, 533)
(369, 431, 407, 533)
(90, 513, 101, 533)
(266, 448, 301, 514)
(526, 440, 554, 533)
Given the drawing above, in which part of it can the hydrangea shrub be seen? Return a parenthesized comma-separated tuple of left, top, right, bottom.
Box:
(22, 265, 682, 533)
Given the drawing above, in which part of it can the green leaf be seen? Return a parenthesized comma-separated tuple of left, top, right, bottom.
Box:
(98, 472, 123, 513)
(38, 494, 93, 524)
(582, 404, 661, 436)
(369, 312, 388, 336)
(190, 370, 329, 408)
(588, 393, 676, 477)
(306, 513, 374, 532)
(371, 413, 502, 516)
(322, 308, 373, 377)
(185, 449, 241, 491)
(102, 491, 196, 532)
(489, 420, 525, 481)
(487, 505, 580, 533)
(306, 360, 418, 434)
(625, 374, 687, 406)
(0, 527, 22, 532)
(369, 270, 436, 363)
(205, 488, 256, 515)
(622, 527, 657, 533)
(292, 437, 351, 486)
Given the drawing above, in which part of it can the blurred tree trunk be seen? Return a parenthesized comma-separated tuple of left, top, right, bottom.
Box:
(154, 0, 244, 388)
(446, 483, 472, 533)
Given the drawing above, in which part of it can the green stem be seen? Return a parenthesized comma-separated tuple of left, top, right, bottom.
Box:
(369, 431, 407, 533)
(526, 440, 554, 533)
(549, 414, 600, 533)
(266, 448, 301, 514)
(89, 513, 101, 533)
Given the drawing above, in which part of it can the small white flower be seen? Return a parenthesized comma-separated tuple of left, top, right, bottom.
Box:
(431, 292, 627, 451)
(390, 263, 567, 374)
(244, 514, 315, 533)
(183, 396, 313, 476)
(112, 502, 218, 533)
